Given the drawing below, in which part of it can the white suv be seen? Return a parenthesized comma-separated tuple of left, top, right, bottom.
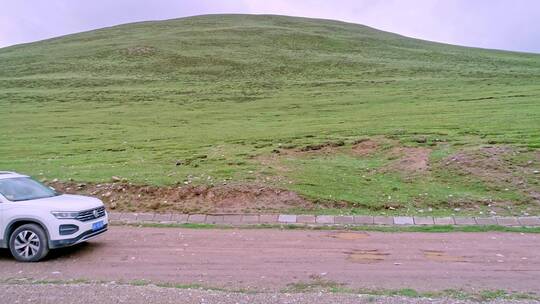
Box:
(0, 171, 108, 262)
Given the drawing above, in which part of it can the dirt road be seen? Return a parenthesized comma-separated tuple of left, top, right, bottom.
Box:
(1, 226, 539, 294)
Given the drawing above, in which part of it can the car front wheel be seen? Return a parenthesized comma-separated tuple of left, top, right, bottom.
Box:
(9, 224, 49, 262)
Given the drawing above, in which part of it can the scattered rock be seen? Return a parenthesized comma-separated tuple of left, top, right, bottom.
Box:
(413, 137, 427, 143)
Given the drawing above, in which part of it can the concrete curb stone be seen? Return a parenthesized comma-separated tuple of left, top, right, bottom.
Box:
(519, 217, 540, 226)
(414, 217, 434, 225)
(335, 216, 354, 224)
(297, 215, 316, 224)
(394, 216, 414, 225)
(475, 217, 497, 226)
(136, 213, 155, 222)
(278, 214, 297, 223)
(223, 215, 242, 224)
(316, 216, 334, 224)
(259, 215, 279, 224)
(454, 217, 477, 225)
(119, 212, 138, 223)
(153, 213, 172, 223)
(188, 214, 206, 223)
(242, 215, 260, 224)
(373, 216, 393, 225)
(496, 217, 520, 226)
(433, 217, 455, 225)
(107, 212, 540, 228)
(354, 216, 374, 225)
(206, 215, 224, 224)
(171, 214, 189, 223)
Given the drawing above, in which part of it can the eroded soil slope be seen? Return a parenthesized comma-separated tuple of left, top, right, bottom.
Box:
(47, 138, 540, 216)
(50, 182, 313, 214)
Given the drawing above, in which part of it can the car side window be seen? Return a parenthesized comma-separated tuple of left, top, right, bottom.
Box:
(0, 180, 18, 201)
(0, 181, 13, 201)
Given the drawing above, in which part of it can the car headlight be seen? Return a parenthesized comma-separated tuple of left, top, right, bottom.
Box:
(51, 211, 79, 219)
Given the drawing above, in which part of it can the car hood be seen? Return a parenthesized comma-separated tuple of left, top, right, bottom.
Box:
(27, 194, 104, 211)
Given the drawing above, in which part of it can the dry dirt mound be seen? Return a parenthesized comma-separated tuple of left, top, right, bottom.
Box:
(253, 140, 349, 175)
(277, 140, 351, 156)
(258, 137, 430, 176)
(446, 146, 514, 177)
(445, 146, 540, 203)
(300, 141, 345, 152)
(351, 139, 379, 156)
(49, 182, 312, 214)
(385, 147, 431, 173)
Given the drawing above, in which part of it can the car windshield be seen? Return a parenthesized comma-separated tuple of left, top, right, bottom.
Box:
(0, 177, 59, 202)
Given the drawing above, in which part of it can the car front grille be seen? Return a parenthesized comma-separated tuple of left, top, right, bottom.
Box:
(76, 206, 106, 222)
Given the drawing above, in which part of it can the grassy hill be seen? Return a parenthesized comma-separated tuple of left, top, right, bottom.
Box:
(1, 14, 539, 216)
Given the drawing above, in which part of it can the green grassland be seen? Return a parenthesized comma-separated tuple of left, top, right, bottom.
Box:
(1, 14, 539, 215)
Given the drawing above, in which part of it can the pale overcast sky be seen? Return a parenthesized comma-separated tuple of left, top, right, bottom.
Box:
(1, 0, 539, 53)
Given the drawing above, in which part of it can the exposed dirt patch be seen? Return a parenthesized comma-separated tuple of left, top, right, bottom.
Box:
(385, 147, 431, 173)
(255, 153, 291, 173)
(259, 138, 431, 176)
(254, 141, 350, 172)
(253, 140, 352, 183)
(48, 181, 312, 214)
(422, 250, 467, 263)
(329, 232, 369, 240)
(444, 146, 540, 203)
(259, 138, 388, 163)
(265, 141, 349, 158)
(300, 141, 345, 152)
(346, 249, 388, 263)
(351, 139, 379, 156)
(446, 146, 514, 178)
(121, 46, 156, 56)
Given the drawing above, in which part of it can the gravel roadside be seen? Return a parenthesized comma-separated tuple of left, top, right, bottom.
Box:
(3, 283, 539, 304)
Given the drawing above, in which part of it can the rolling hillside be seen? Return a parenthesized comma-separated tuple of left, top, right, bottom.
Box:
(1, 14, 539, 215)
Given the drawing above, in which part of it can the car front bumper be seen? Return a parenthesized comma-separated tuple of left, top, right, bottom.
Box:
(49, 224, 108, 249)
(48, 213, 109, 249)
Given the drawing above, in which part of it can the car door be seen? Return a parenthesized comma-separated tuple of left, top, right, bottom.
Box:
(0, 194, 6, 246)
